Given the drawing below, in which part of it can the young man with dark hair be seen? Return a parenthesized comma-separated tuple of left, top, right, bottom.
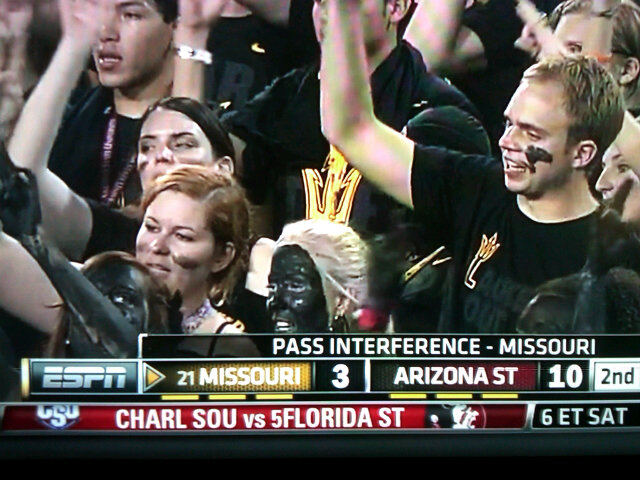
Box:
(320, 0, 625, 333)
(220, 0, 478, 238)
(47, 0, 178, 206)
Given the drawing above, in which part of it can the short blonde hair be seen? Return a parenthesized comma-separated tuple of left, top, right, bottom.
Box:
(276, 220, 369, 316)
(523, 56, 625, 164)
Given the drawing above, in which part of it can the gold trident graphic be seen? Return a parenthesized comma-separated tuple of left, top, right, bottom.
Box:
(464, 233, 501, 289)
(301, 145, 362, 223)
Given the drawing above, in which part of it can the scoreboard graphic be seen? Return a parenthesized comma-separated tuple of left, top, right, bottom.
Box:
(3, 334, 640, 432)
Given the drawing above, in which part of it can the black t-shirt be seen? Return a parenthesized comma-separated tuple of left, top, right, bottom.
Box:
(451, 0, 562, 154)
(288, 0, 320, 62)
(411, 144, 595, 333)
(84, 199, 141, 260)
(48, 87, 142, 205)
(224, 41, 479, 237)
(205, 3, 319, 112)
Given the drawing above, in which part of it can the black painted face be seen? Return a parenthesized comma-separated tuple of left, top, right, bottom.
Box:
(64, 261, 155, 358)
(83, 262, 153, 333)
(267, 245, 328, 333)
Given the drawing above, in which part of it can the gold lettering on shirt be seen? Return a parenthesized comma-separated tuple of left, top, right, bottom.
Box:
(301, 146, 362, 223)
(464, 233, 501, 289)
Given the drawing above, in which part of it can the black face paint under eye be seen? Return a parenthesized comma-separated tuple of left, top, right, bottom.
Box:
(171, 254, 201, 270)
(525, 146, 553, 173)
(83, 263, 153, 332)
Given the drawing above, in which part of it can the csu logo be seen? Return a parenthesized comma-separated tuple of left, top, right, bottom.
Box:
(36, 405, 80, 430)
(29, 361, 138, 394)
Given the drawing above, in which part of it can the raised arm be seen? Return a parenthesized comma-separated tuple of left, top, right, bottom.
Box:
(20, 234, 139, 357)
(234, 0, 291, 27)
(0, 230, 62, 335)
(320, 0, 414, 207)
(403, 0, 478, 72)
(0, 148, 138, 357)
(172, 0, 248, 169)
(6, 0, 102, 260)
(172, 0, 231, 100)
(516, 0, 618, 60)
(0, 1, 32, 141)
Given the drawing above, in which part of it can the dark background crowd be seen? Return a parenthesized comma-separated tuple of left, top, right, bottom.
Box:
(1, 0, 640, 399)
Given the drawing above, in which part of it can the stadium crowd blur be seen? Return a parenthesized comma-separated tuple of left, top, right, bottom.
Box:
(2, 0, 640, 395)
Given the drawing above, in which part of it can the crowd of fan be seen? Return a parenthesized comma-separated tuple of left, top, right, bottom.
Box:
(1, 0, 640, 391)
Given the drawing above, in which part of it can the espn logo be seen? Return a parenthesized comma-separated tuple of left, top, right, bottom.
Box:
(43, 366, 127, 389)
(29, 361, 137, 394)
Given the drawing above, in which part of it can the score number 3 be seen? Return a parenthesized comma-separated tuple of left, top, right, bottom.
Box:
(331, 364, 350, 389)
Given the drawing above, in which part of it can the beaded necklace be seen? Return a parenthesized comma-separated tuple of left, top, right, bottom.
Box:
(100, 107, 137, 206)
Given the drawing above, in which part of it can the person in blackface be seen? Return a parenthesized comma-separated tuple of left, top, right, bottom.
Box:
(0, 142, 170, 357)
(266, 220, 368, 334)
(0, 138, 255, 354)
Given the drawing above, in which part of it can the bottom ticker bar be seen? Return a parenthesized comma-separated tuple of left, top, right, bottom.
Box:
(1, 404, 526, 432)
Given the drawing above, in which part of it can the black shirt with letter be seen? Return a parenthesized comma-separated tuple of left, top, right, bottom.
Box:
(411, 144, 595, 333)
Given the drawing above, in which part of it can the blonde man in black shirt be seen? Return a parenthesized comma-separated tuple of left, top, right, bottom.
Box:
(319, 0, 624, 332)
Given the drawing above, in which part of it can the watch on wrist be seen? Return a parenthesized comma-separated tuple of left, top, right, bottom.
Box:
(175, 44, 213, 65)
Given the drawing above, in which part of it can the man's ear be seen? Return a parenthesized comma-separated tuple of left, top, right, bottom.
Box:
(572, 140, 598, 169)
(211, 242, 236, 274)
(387, 0, 412, 24)
(214, 156, 235, 176)
(619, 57, 640, 87)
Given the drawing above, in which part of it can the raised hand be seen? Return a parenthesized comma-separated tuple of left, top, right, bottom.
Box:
(1, 0, 34, 39)
(178, 0, 231, 30)
(515, 0, 566, 59)
(58, 0, 103, 50)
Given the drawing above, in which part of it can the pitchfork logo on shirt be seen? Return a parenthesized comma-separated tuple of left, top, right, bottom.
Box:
(301, 145, 362, 224)
(464, 233, 501, 289)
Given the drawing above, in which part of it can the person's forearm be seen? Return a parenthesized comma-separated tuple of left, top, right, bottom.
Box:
(321, 0, 374, 145)
(404, 0, 467, 71)
(234, 0, 291, 26)
(20, 233, 139, 358)
(0, 231, 62, 334)
(320, 0, 414, 207)
(37, 170, 93, 261)
(7, 35, 93, 260)
(172, 26, 209, 101)
(8, 38, 88, 174)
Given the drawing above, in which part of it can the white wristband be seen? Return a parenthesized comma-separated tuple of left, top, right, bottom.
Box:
(175, 44, 213, 65)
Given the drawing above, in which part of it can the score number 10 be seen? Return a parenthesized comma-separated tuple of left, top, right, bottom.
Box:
(541, 361, 589, 390)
